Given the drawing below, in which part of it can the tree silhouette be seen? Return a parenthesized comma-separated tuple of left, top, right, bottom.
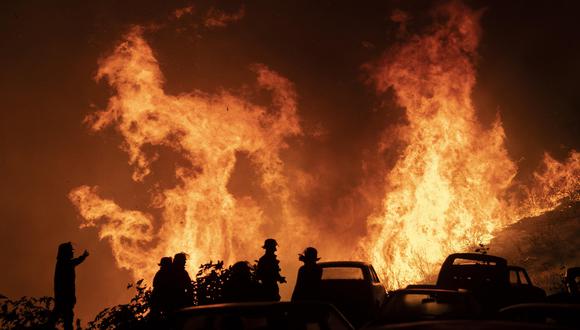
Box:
(0, 296, 57, 330)
(87, 279, 151, 330)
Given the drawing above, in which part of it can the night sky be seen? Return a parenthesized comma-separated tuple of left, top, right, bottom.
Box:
(1, 0, 579, 323)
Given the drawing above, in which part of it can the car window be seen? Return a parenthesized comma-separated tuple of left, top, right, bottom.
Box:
(509, 270, 519, 284)
(518, 271, 529, 285)
(452, 258, 497, 265)
(370, 267, 380, 283)
(322, 267, 364, 280)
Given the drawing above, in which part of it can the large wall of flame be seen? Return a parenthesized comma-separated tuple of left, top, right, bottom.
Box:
(69, 27, 312, 282)
(363, 3, 517, 288)
(363, 2, 578, 289)
(67, 2, 579, 291)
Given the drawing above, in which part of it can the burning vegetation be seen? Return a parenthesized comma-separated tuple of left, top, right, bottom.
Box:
(69, 2, 579, 292)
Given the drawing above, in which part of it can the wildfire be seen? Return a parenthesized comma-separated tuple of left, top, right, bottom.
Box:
(69, 27, 306, 281)
(363, 2, 579, 289)
(70, 3, 579, 290)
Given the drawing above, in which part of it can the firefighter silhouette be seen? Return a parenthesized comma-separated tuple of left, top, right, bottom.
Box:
(256, 238, 286, 301)
(151, 256, 173, 317)
(49, 242, 89, 330)
(292, 247, 322, 301)
(170, 253, 194, 309)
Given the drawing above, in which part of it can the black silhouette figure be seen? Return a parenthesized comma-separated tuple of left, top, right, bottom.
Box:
(150, 256, 173, 317)
(256, 238, 286, 301)
(292, 247, 322, 301)
(49, 242, 89, 330)
(170, 253, 194, 310)
(222, 261, 261, 303)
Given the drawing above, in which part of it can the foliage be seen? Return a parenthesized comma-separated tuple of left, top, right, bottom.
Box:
(193, 260, 230, 305)
(0, 295, 56, 330)
(474, 243, 489, 255)
(86, 279, 152, 330)
(193, 260, 259, 305)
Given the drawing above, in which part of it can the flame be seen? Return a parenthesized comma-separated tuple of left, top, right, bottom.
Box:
(69, 27, 305, 281)
(363, 2, 579, 289)
(69, 3, 579, 291)
(514, 151, 580, 218)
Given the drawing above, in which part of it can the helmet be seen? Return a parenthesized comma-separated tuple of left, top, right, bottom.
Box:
(57, 242, 73, 260)
(299, 247, 320, 262)
(158, 256, 172, 267)
(262, 238, 278, 249)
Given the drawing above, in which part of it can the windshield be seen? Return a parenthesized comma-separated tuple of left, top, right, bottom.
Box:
(321, 267, 364, 280)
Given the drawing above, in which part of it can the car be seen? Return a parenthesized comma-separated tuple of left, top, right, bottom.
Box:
(436, 253, 545, 312)
(317, 261, 388, 327)
(547, 267, 580, 303)
(173, 301, 354, 330)
(363, 288, 482, 327)
(499, 303, 580, 328)
(565, 267, 580, 296)
(507, 266, 546, 305)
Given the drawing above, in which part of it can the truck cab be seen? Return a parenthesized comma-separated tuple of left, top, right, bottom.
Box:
(436, 253, 545, 312)
(317, 261, 387, 327)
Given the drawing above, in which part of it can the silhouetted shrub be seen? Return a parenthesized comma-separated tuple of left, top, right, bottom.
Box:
(193, 260, 259, 305)
(193, 260, 229, 305)
(0, 296, 56, 329)
(87, 279, 151, 330)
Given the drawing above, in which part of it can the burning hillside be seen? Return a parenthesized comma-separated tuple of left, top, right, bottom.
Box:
(492, 199, 580, 294)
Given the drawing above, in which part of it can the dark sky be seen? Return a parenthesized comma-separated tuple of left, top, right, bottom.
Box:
(1, 0, 579, 323)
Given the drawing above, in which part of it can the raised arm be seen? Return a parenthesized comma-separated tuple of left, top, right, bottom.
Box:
(72, 250, 89, 266)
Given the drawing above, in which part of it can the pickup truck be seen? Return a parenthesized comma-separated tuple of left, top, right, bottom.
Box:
(436, 253, 545, 312)
(317, 261, 388, 327)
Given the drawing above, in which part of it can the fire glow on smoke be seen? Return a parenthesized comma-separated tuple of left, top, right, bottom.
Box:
(70, 3, 579, 289)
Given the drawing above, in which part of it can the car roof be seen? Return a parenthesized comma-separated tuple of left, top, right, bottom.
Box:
(318, 261, 371, 267)
(445, 253, 507, 265)
(177, 301, 338, 314)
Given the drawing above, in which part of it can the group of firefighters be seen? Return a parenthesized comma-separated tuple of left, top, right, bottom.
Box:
(50, 239, 323, 329)
(149, 238, 323, 317)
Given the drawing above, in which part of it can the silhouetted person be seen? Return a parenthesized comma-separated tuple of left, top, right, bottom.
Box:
(222, 261, 261, 302)
(49, 242, 89, 330)
(170, 253, 194, 310)
(151, 256, 173, 317)
(256, 238, 286, 301)
(292, 247, 322, 301)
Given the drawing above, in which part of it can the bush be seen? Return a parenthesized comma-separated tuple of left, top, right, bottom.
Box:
(0, 296, 56, 330)
(87, 279, 151, 330)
